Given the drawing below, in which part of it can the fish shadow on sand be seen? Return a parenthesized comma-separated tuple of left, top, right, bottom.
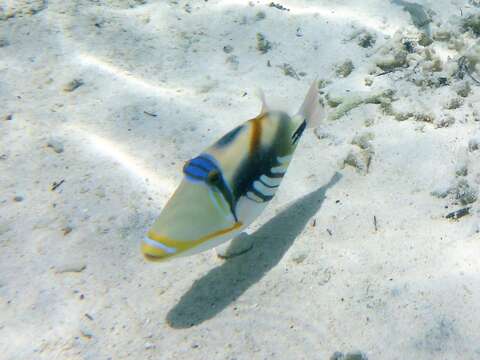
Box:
(167, 172, 342, 328)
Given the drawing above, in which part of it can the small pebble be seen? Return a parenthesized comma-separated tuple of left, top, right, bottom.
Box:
(291, 253, 308, 264)
(456, 82, 471, 98)
(414, 113, 434, 123)
(468, 137, 480, 152)
(444, 97, 463, 110)
(63, 79, 84, 92)
(352, 132, 374, 150)
(269, 2, 289, 11)
(331, 351, 368, 360)
(255, 11, 266, 21)
(345, 352, 368, 360)
(376, 51, 407, 71)
(223, 45, 234, 54)
(13, 196, 23, 202)
(331, 351, 345, 360)
(226, 55, 239, 70)
(343, 148, 372, 175)
(456, 180, 478, 205)
(462, 14, 480, 36)
(256, 33, 272, 54)
(62, 226, 73, 235)
(80, 330, 93, 339)
(278, 63, 300, 80)
(47, 139, 64, 154)
(335, 60, 354, 78)
(357, 32, 376, 48)
(446, 207, 470, 220)
(435, 115, 455, 128)
(5, 114, 12, 121)
(55, 263, 87, 273)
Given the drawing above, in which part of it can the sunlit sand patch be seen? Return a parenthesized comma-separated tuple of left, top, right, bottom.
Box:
(217, 0, 399, 35)
(76, 52, 193, 99)
(99, 2, 163, 15)
(288, 4, 399, 36)
(66, 124, 176, 194)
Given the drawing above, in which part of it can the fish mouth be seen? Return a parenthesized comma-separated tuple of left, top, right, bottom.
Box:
(143, 252, 170, 262)
(141, 235, 178, 262)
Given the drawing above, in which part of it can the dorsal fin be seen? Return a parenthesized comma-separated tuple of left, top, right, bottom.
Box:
(253, 87, 269, 114)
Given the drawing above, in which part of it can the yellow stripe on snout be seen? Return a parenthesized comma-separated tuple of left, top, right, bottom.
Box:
(141, 243, 170, 261)
(143, 222, 243, 261)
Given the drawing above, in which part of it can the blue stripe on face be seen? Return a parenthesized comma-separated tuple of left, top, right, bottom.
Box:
(183, 154, 219, 182)
(184, 164, 208, 179)
(190, 155, 216, 171)
(182, 153, 238, 222)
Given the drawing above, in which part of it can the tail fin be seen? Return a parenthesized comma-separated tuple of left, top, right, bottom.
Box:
(297, 79, 324, 128)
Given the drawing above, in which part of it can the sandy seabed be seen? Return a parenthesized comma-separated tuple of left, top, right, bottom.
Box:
(1, 0, 480, 359)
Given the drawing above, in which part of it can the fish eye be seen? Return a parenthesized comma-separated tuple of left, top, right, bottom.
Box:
(207, 170, 220, 183)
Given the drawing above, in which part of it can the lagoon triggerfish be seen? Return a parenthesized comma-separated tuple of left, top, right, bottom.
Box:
(142, 80, 323, 261)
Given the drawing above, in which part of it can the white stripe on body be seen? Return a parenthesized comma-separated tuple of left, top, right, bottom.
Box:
(260, 174, 282, 187)
(253, 180, 277, 197)
(277, 155, 292, 164)
(246, 191, 264, 203)
(270, 165, 287, 174)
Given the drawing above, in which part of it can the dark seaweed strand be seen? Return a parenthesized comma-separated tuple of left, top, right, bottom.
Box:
(231, 112, 292, 204)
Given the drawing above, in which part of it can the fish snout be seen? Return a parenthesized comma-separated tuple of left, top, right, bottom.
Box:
(141, 234, 177, 262)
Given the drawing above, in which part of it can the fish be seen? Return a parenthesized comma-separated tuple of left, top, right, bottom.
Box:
(141, 80, 324, 261)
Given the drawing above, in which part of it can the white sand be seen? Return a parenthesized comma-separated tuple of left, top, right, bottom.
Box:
(1, 0, 480, 359)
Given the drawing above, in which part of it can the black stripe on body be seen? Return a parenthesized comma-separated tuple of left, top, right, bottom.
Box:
(183, 154, 238, 221)
(250, 187, 274, 202)
(259, 178, 280, 188)
(230, 111, 293, 205)
(265, 171, 284, 179)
